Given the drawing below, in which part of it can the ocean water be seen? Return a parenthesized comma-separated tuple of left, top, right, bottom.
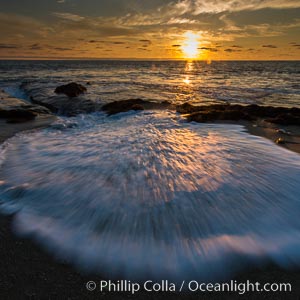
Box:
(0, 60, 300, 281)
(0, 60, 300, 107)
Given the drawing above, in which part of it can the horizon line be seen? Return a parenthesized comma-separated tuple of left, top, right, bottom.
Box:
(0, 57, 299, 62)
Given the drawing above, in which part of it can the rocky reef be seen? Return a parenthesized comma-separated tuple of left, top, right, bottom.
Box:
(54, 82, 87, 98)
(102, 99, 174, 115)
(0, 90, 51, 123)
(6, 81, 300, 127)
(176, 103, 300, 126)
(17, 82, 175, 117)
(21, 82, 101, 117)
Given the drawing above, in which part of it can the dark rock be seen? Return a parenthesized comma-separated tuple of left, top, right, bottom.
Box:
(20, 82, 99, 116)
(102, 99, 146, 115)
(176, 102, 200, 114)
(30, 97, 59, 113)
(265, 114, 300, 126)
(0, 108, 37, 121)
(219, 110, 253, 121)
(29, 94, 100, 117)
(275, 137, 285, 144)
(177, 103, 300, 125)
(0, 90, 52, 122)
(102, 99, 173, 115)
(188, 110, 252, 123)
(276, 128, 290, 135)
(6, 118, 34, 124)
(54, 82, 87, 98)
(131, 104, 144, 111)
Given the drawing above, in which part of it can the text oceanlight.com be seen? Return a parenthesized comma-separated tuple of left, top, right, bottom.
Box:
(86, 280, 292, 295)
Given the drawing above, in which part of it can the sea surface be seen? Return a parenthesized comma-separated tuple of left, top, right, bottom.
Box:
(0, 60, 300, 107)
(0, 60, 300, 281)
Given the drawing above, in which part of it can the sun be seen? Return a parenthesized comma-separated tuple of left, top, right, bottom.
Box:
(181, 32, 200, 59)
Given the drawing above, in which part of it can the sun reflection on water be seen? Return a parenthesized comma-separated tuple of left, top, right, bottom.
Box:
(183, 76, 190, 85)
(182, 60, 194, 85)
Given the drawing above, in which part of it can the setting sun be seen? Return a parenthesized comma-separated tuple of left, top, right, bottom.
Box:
(181, 32, 200, 59)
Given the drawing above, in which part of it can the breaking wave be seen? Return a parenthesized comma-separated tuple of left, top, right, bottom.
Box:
(0, 110, 300, 281)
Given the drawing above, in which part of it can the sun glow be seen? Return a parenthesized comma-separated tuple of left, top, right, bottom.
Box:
(181, 32, 200, 59)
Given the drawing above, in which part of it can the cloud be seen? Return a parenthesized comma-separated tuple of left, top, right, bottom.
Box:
(53, 47, 73, 51)
(26, 43, 73, 51)
(173, 0, 300, 15)
(139, 39, 152, 44)
(53, 12, 85, 22)
(138, 48, 150, 51)
(199, 46, 218, 52)
(166, 17, 197, 24)
(89, 40, 126, 45)
(218, 12, 300, 40)
(0, 43, 21, 49)
(0, 12, 52, 39)
(88, 40, 106, 43)
(29, 43, 43, 50)
(0, 0, 299, 59)
(262, 44, 278, 48)
(52, 15, 140, 38)
(224, 48, 242, 52)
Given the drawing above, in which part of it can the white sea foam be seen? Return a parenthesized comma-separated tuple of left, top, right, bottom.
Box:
(0, 110, 300, 281)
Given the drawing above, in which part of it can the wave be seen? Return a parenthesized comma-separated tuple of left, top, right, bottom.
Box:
(0, 111, 300, 281)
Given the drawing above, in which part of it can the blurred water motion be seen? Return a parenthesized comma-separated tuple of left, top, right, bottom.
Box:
(0, 110, 300, 280)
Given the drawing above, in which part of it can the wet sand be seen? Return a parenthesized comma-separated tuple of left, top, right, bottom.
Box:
(0, 96, 300, 299)
(0, 209, 299, 299)
(213, 119, 300, 154)
(245, 119, 300, 154)
(0, 116, 56, 143)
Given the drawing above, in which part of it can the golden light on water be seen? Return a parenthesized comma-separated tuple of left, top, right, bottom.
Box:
(183, 61, 194, 84)
(183, 76, 190, 84)
(181, 32, 200, 59)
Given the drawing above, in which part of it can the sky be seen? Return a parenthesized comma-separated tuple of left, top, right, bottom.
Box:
(0, 0, 299, 60)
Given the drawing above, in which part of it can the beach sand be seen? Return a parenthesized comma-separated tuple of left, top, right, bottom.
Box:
(0, 209, 299, 299)
(245, 120, 300, 154)
(0, 116, 56, 143)
(216, 119, 300, 155)
(0, 95, 300, 299)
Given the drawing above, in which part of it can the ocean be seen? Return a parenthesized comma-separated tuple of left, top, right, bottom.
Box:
(0, 60, 300, 281)
(0, 60, 300, 107)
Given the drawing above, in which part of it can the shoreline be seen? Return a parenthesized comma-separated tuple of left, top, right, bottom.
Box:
(0, 213, 300, 299)
(0, 115, 56, 144)
(176, 102, 300, 155)
(0, 95, 300, 298)
(212, 119, 300, 155)
(245, 120, 300, 154)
